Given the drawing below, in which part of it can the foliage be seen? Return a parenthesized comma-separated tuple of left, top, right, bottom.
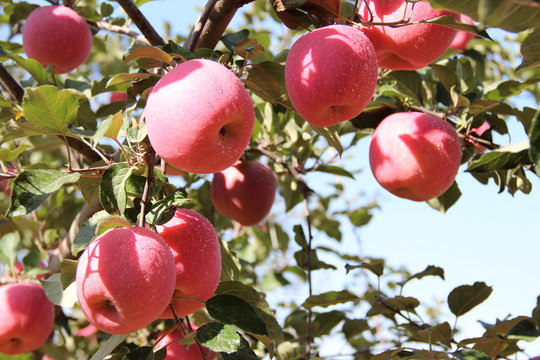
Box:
(0, 0, 539, 360)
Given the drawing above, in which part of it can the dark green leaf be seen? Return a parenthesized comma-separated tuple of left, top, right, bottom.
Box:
(60, 259, 78, 290)
(71, 210, 110, 256)
(417, 322, 453, 347)
(220, 344, 258, 360)
(145, 188, 188, 226)
(245, 61, 290, 107)
(528, 110, 540, 177)
(293, 224, 308, 248)
(345, 260, 384, 277)
(448, 282, 492, 317)
(0, 49, 48, 84)
(382, 296, 420, 313)
(427, 181, 461, 214)
(206, 294, 268, 335)
(506, 318, 540, 341)
(421, 15, 491, 39)
(122, 346, 154, 360)
(518, 27, 540, 71)
(89, 335, 128, 360)
(99, 163, 134, 215)
(8, 170, 80, 216)
(312, 310, 346, 337)
(452, 349, 491, 360)
(402, 265, 445, 286)
(302, 290, 359, 310)
(314, 165, 355, 179)
(311, 124, 343, 155)
(342, 319, 370, 340)
(466, 147, 531, 173)
(196, 323, 243, 354)
(221, 30, 250, 51)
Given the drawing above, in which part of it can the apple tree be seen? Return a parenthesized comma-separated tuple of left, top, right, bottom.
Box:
(0, 0, 539, 359)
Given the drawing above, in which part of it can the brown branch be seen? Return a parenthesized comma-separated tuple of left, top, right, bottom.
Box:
(184, 0, 221, 51)
(116, 0, 165, 46)
(138, 145, 156, 227)
(0, 63, 24, 103)
(89, 20, 151, 45)
(189, 0, 256, 50)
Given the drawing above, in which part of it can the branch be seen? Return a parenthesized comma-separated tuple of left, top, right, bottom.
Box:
(184, 0, 220, 52)
(0, 63, 24, 103)
(89, 20, 151, 45)
(116, 0, 165, 46)
(187, 0, 256, 50)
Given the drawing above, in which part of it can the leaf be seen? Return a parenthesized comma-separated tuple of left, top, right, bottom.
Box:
(421, 15, 491, 39)
(382, 296, 420, 314)
(0, 119, 57, 144)
(452, 349, 491, 360)
(122, 346, 154, 360)
(99, 163, 134, 215)
(272, 0, 340, 30)
(90, 334, 128, 360)
(219, 237, 241, 283)
(244, 61, 290, 107)
(195, 323, 243, 354)
(145, 188, 188, 226)
(402, 265, 445, 286)
(448, 282, 493, 317)
(342, 319, 370, 340)
(0, 232, 20, 267)
(517, 27, 540, 71)
(220, 345, 258, 360)
(60, 259, 78, 290)
(301, 290, 359, 310)
(7, 170, 81, 216)
(466, 147, 531, 173)
(71, 210, 110, 256)
(22, 85, 79, 135)
(427, 181, 462, 214)
(0, 49, 48, 84)
(483, 78, 540, 101)
(528, 110, 540, 177)
(314, 165, 355, 179)
(310, 124, 343, 155)
(107, 73, 160, 87)
(221, 30, 250, 52)
(206, 294, 268, 335)
(506, 318, 540, 341)
(40, 273, 78, 307)
(124, 45, 173, 65)
(0, 144, 31, 161)
(345, 260, 384, 276)
(312, 310, 346, 337)
(417, 322, 453, 347)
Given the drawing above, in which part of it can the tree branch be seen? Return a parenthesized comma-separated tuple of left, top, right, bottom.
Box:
(89, 20, 151, 45)
(116, 0, 165, 46)
(184, 0, 220, 52)
(0, 63, 24, 103)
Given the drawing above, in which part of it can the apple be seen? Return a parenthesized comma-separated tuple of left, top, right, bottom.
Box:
(155, 325, 216, 360)
(0, 283, 55, 355)
(76, 226, 176, 335)
(155, 209, 221, 318)
(359, 0, 460, 70)
(451, 15, 476, 51)
(145, 59, 255, 174)
(369, 112, 462, 201)
(285, 24, 378, 127)
(211, 161, 277, 226)
(23, 6, 93, 74)
(110, 92, 127, 103)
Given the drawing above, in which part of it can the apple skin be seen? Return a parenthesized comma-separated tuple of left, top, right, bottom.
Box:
(451, 15, 476, 51)
(211, 161, 277, 226)
(76, 226, 176, 335)
(145, 59, 255, 174)
(0, 283, 55, 355)
(285, 24, 378, 127)
(22, 6, 93, 74)
(155, 209, 221, 318)
(155, 326, 216, 360)
(369, 112, 462, 201)
(359, 0, 460, 70)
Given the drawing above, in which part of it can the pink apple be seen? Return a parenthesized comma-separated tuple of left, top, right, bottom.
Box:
(451, 15, 476, 51)
(211, 161, 277, 226)
(0, 283, 55, 355)
(23, 6, 93, 74)
(359, 0, 460, 70)
(110, 92, 127, 103)
(155, 325, 216, 360)
(76, 227, 176, 335)
(155, 209, 221, 318)
(369, 112, 462, 201)
(145, 59, 255, 174)
(285, 24, 378, 127)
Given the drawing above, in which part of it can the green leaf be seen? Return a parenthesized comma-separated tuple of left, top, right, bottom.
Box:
(220, 345, 258, 360)
(314, 165, 355, 179)
(417, 322, 453, 347)
(124, 45, 173, 66)
(195, 323, 243, 354)
(293, 224, 308, 249)
(466, 147, 531, 173)
(22, 85, 79, 135)
(312, 310, 346, 337)
(342, 319, 370, 340)
(71, 210, 111, 256)
(518, 27, 540, 71)
(206, 294, 268, 335)
(528, 110, 540, 177)
(448, 282, 492, 317)
(60, 259, 78, 290)
(388, 70, 423, 103)
(427, 181, 462, 214)
(7, 170, 80, 216)
(95, 216, 132, 237)
(0, 49, 48, 84)
(107, 72, 160, 87)
(99, 163, 134, 215)
(452, 348, 491, 360)
(221, 30, 250, 51)
(122, 346, 154, 360)
(0, 144, 31, 162)
(402, 265, 445, 286)
(40, 273, 78, 307)
(245, 61, 290, 107)
(0, 232, 20, 267)
(90, 334, 128, 360)
(506, 318, 540, 341)
(483, 78, 540, 101)
(345, 259, 384, 277)
(421, 15, 491, 39)
(382, 296, 420, 313)
(219, 237, 241, 283)
(145, 188, 188, 226)
(301, 290, 359, 310)
(311, 124, 343, 155)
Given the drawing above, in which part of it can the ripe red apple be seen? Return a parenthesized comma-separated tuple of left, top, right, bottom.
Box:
(155, 325, 216, 360)
(110, 92, 127, 103)
(155, 209, 221, 318)
(359, 0, 460, 70)
(0, 283, 55, 355)
(23, 6, 93, 74)
(369, 112, 462, 201)
(211, 161, 277, 226)
(76, 227, 176, 335)
(145, 59, 255, 174)
(285, 24, 378, 127)
(451, 15, 476, 51)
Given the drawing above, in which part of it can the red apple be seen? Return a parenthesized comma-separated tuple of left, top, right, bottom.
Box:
(369, 112, 462, 201)
(285, 24, 378, 127)
(76, 227, 176, 335)
(155, 325, 216, 360)
(0, 283, 55, 355)
(211, 161, 277, 226)
(145, 59, 255, 174)
(23, 6, 93, 74)
(110, 92, 127, 103)
(155, 209, 221, 318)
(451, 15, 476, 51)
(359, 0, 460, 70)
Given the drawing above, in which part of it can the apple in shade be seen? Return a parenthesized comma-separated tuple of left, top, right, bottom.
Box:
(23, 6, 93, 74)
(155, 325, 216, 360)
(155, 209, 221, 319)
(0, 283, 55, 355)
(211, 161, 277, 226)
(359, 0, 460, 70)
(76, 227, 176, 335)
(369, 112, 462, 202)
(285, 24, 378, 127)
(451, 15, 476, 51)
(145, 59, 255, 174)
(110, 92, 127, 103)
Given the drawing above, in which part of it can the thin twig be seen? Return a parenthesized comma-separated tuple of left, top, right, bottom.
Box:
(116, 0, 165, 46)
(138, 145, 156, 227)
(304, 197, 314, 360)
(89, 20, 151, 45)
